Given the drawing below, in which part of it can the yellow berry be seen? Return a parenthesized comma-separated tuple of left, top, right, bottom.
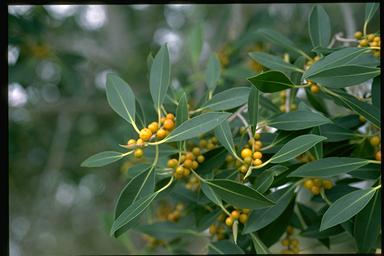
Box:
(217, 233, 225, 240)
(241, 148, 252, 159)
(252, 151, 262, 159)
(186, 152, 195, 160)
(359, 115, 366, 123)
(226, 155, 234, 162)
(280, 91, 286, 98)
(231, 210, 240, 219)
(286, 225, 293, 235)
(192, 147, 201, 156)
(310, 84, 320, 93)
(370, 136, 380, 146)
(313, 178, 322, 187)
(176, 166, 184, 175)
(359, 39, 369, 47)
(136, 138, 145, 146)
(225, 217, 233, 226)
(183, 168, 190, 176)
(248, 138, 255, 146)
(163, 119, 175, 130)
(127, 139, 136, 145)
(192, 161, 199, 169)
(281, 239, 290, 246)
(180, 155, 186, 162)
(354, 31, 363, 39)
(199, 139, 208, 148)
(322, 180, 333, 190)
(160, 117, 166, 123)
(211, 136, 218, 143)
(367, 34, 375, 41)
(370, 41, 379, 47)
(254, 141, 263, 148)
(242, 208, 250, 214)
(209, 224, 217, 235)
(314, 55, 321, 61)
(167, 159, 178, 168)
(254, 133, 261, 140)
(184, 159, 193, 168)
(207, 143, 215, 150)
(311, 186, 320, 195)
(134, 148, 144, 158)
(197, 155, 205, 163)
(156, 129, 167, 139)
(291, 104, 297, 111)
(239, 213, 248, 224)
(375, 150, 381, 161)
(217, 213, 226, 222)
(253, 159, 262, 166)
(303, 179, 314, 189)
(280, 105, 286, 112)
(373, 36, 380, 42)
(148, 122, 159, 133)
(290, 238, 299, 246)
(239, 165, 248, 174)
(244, 156, 252, 165)
(140, 128, 152, 141)
(166, 113, 175, 120)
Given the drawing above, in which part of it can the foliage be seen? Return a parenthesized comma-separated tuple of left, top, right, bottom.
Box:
(81, 4, 381, 254)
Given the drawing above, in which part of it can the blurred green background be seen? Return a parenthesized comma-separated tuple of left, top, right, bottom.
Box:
(8, 3, 377, 255)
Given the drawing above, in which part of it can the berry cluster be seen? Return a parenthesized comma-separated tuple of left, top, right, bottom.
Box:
(279, 91, 297, 112)
(143, 234, 166, 249)
(303, 178, 333, 195)
(167, 202, 184, 222)
(217, 45, 231, 68)
(125, 113, 176, 158)
(199, 136, 219, 150)
(354, 31, 381, 57)
(185, 175, 200, 191)
(225, 209, 250, 226)
(304, 55, 321, 70)
(168, 147, 205, 180)
(236, 134, 263, 174)
(370, 135, 381, 162)
(209, 214, 227, 241)
(280, 226, 300, 254)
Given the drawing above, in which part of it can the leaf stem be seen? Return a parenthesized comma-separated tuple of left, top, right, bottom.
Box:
(320, 187, 332, 205)
(294, 203, 308, 230)
(156, 176, 174, 194)
(368, 160, 381, 164)
(122, 151, 134, 156)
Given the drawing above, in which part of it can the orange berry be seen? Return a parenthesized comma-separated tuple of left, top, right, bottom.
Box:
(192, 161, 199, 169)
(199, 139, 207, 148)
(322, 180, 333, 190)
(183, 168, 190, 176)
(373, 36, 380, 42)
(303, 179, 314, 189)
(241, 148, 252, 159)
(281, 239, 290, 246)
(197, 155, 205, 163)
(156, 129, 167, 139)
(139, 128, 152, 141)
(375, 150, 381, 161)
(231, 210, 240, 219)
(313, 178, 322, 187)
(163, 119, 175, 130)
(367, 34, 375, 41)
(239, 213, 248, 224)
(253, 159, 262, 166)
(176, 166, 184, 175)
(359, 39, 369, 47)
(160, 117, 166, 123)
(253, 151, 262, 159)
(225, 217, 233, 226)
(167, 159, 178, 168)
(148, 122, 159, 133)
(192, 147, 201, 156)
(134, 148, 144, 158)
(166, 113, 175, 120)
(310, 84, 320, 93)
(127, 139, 136, 145)
(186, 152, 195, 160)
(136, 138, 144, 146)
(183, 159, 193, 168)
(254, 141, 263, 148)
(311, 186, 320, 195)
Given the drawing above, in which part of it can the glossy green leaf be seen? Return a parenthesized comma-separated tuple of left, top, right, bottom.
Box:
(354, 191, 381, 253)
(248, 52, 303, 73)
(250, 233, 270, 254)
(303, 47, 372, 78)
(289, 157, 371, 177)
(301, 223, 344, 239)
(214, 120, 236, 157)
(208, 240, 245, 254)
(267, 110, 332, 130)
(254, 28, 306, 57)
(165, 112, 231, 142)
(205, 53, 221, 92)
(81, 151, 125, 167)
(291, 56, 306, 85)
(310, 126, 323, 160)
(176, 93, 188, 126)
(320, 187, 377, 231)
(248, 87, 259, 134)
(114, 165, 155, 219)
(248, 71, 295, 93)
(106, 73, 136, 124)
(270, 134, 326, 163)
(206, 179, 274, 210)
(364, 3, 379, 30)
(243, 186, 294, 233)
(307, 65, 380, 88)
(187, 23, 203, 65)
(202, 87, 250, 111)
(305, 87, 329, 115)
(319, 123, 355, 142)
(260, 94, 280, 113)
(325, 88, 380, 128)
(200, 182, 223, 207)
(111, 192, 158, 237)
(308, 5, 331, 48)
(254, 172, 274, 194)
(348, 164, 380, 180)
(150, 44, 171, 111)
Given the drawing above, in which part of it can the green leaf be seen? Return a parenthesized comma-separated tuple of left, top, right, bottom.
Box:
(303, 47, 372, 79)
(248, 71, 295, 93)
(176, 92, 188, 126)
(371, 76, 380, 109)
(348, 164, 380, 180)
(301, 223, 344, 239)
(248, 52, 303, 73)
(364, 3, 379, 30)
(165, 112, 231, 142)
(111, 192, 158, 237)
(354, 191, 381, 253)
(208, 240, 245, 254)
(248, 87, 259, 134)
(187, 23, 203, 65)
(135, 221, 202, 240)
(200, 182, 223, 207)
(305, 87, 329, 115)
(324, 88, 380, 127)
(202, 87, 250, 111)
(289, 157, 371, 177)
(205, 53, 221, 92)
(150, 44, 171, 111)
(214, 120, 237, 158)
(254, 28, 307, 58)
(250, 233, 270, 254)
(254, 172, 274, 193)
(319, 123, 355, 142)
(291, 56, 306, 85)
(306, 65, 380, 88)
(308, 5, 331, 48)
(81, 151, 125, 167)
(320, 187, 377, 231)
(243, 186, 295, 234)
(310, 127, 323, 160)
(270, 134, 326, 163)
(206, 179, 274, 210)
(267, 110, 332, 130)
(106, 73, 136, 124)
(114, 166, 155, 219)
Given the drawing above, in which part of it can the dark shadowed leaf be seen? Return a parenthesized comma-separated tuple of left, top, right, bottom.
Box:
(248, 71, 295, 93)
